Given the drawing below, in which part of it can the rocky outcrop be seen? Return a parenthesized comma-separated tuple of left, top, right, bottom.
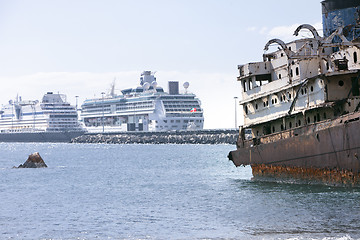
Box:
(71, 130, 238, 144)
(17, 152, 48, 168)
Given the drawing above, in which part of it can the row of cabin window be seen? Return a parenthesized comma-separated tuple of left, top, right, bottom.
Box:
(264, 112, 327, 135)
(245, 86, 315, 114)
(265, 52, 358, 87)
(255, 112, 327, 136)
(279, 51, 360, 80)
(280, 66, 301, 80)
(251, 50, 359, 91)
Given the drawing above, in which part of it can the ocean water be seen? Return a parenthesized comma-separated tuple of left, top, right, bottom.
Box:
(0, 143, 360, 240)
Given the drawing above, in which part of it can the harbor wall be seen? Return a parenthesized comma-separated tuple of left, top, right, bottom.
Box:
(71, 129, 238, 144)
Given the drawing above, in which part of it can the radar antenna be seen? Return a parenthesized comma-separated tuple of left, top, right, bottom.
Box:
(183, 82, 189, 94)
(151, 81, 158, 92)
(143, 82, 150, 91)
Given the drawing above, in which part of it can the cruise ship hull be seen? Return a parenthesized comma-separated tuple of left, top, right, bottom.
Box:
(0, 130, 86, 143)
(228, 112, 360, 184)
(80, 71, 204, 133)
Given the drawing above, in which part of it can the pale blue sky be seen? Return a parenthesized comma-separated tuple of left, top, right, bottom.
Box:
(0, 0, 323, 128)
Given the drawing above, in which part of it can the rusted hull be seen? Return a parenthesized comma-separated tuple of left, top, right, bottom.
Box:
(228, 112, 360, 183)
(251, 164, 360, 186)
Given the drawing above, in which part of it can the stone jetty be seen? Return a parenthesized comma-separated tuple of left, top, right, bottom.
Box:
(72, 129, 238, 144)
(17, 152, 48, 168)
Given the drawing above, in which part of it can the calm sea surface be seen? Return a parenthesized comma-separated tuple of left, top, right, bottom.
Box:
(1, 143, 360, 240)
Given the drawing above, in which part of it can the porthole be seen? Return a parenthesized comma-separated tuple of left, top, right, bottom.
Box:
(338, 80, 344, 87)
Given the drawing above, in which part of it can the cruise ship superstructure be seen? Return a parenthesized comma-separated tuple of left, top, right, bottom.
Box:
(0, 92, 86, 142)
(81, 71, 204, 132)
(228, 0, 360, 184)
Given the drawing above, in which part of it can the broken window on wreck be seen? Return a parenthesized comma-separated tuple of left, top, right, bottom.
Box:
(354, 52, 358, 64)
(334, 59, 348, 71)
(242, 80, 247, 92)
(242, 78, 254, 92)
(249, 79, 253, 90)
(244, 128, 252, 140)
(255, 74, 272, 86)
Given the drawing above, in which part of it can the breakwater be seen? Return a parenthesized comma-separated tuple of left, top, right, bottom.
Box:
(72, 129, 238, 144)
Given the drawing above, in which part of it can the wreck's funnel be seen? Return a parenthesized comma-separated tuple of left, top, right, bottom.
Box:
(322, 0, 360, 40)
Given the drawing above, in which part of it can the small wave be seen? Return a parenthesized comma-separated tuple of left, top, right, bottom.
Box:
(283, 235, 356, 240)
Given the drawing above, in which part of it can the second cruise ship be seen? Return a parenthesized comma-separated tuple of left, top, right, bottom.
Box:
(0, 92, 86, 142)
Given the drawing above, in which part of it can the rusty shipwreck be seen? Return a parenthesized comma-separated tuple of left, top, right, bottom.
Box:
(228, 0, 360, 185)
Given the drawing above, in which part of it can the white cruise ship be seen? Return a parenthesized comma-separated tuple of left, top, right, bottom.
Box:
(0, 92, 86, 142)
(81, 71, 204, 132)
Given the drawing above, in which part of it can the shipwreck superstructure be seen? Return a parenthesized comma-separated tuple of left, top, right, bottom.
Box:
(228, 0, 360, 184)
(80, 71, 204, 132)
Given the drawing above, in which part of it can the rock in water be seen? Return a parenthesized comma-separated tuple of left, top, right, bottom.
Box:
(18, 152, 47, 168)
